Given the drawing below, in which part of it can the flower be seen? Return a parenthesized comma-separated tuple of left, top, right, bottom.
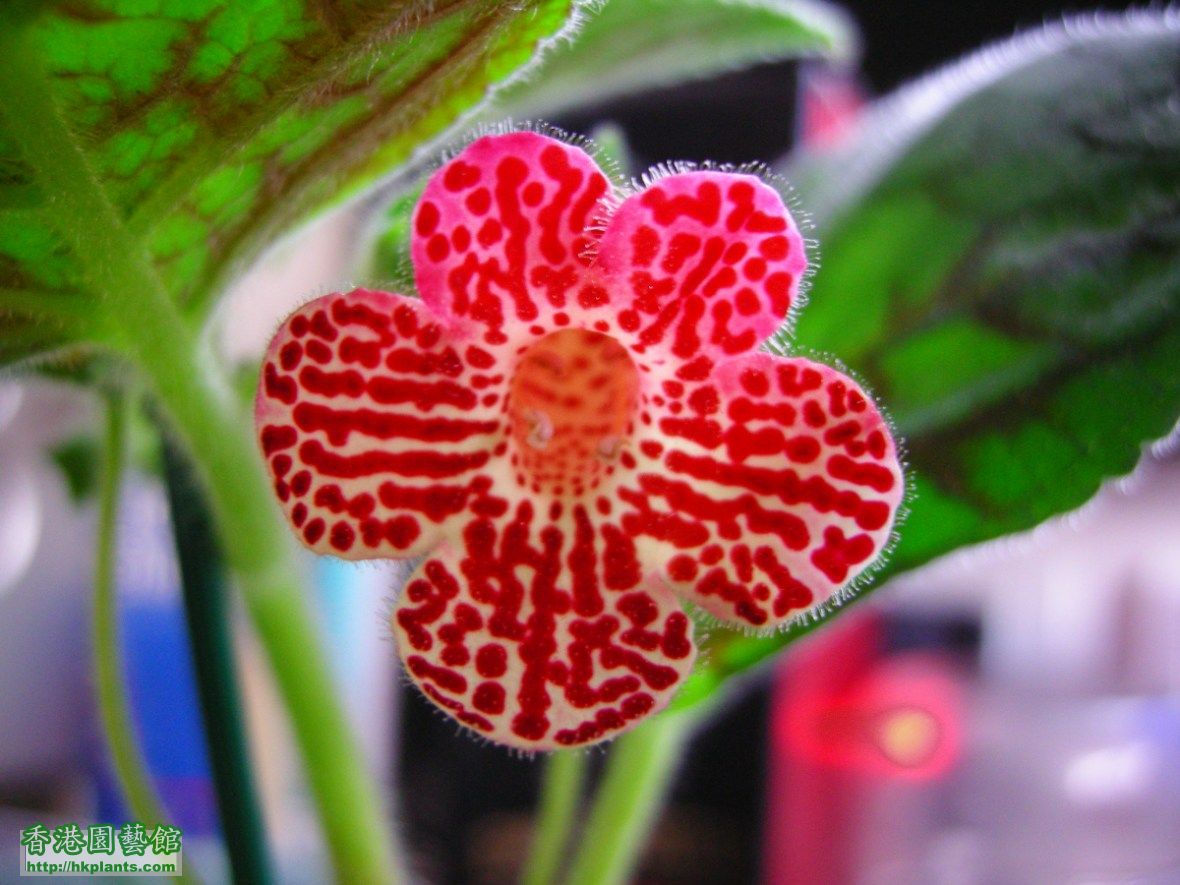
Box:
(255, 131, 904, 750)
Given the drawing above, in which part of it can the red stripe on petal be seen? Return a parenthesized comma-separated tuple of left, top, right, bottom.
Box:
(598, 172, 807, 360)
(391, 504, 696, 750)
(624, 353, 903, 628)
(255, 289, 506, 560)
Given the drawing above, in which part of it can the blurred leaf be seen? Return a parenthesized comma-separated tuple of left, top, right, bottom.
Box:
(49, 434, 102, 503)
(369, 182, 424, 293)
(48, 400, 165, 505)
(0, 0, 584, 365)
(0, 315, 70, 370)
(0, 282, 109, 370)
(495, 0, 855, 118)
(705, 11, 1180, 681)
(585, 121, 636, 177)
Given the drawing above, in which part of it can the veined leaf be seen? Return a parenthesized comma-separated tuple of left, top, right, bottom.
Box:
(0, 0, 584, 362)
(497, 0, 855, 118)
(704, 10, 1180, 681)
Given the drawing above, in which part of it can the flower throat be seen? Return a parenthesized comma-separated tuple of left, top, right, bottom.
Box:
(507, 329, 639, 498)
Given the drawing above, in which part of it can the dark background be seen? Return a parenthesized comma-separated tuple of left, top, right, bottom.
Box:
(398, 5, 1133, 883)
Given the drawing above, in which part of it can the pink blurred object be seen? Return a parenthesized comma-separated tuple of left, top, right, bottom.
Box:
(777, 653, 961, 781)
(763, 612, 964, 884)
(798, 65, 867, 149)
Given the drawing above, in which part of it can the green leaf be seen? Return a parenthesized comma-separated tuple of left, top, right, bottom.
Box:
(0, 0, 584, 366)
(495, 0, 855, 118)
(704, 11, 1180, 683)
(368, 182, 423, 294)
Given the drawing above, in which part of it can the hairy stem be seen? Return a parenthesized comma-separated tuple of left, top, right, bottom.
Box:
(0, 26, 403, 884)
(521, 751, 588, 885)
(92, 391, 174, 832)
(564, 711, 698, 885)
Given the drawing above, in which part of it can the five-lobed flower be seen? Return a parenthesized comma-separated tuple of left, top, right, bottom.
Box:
(255, 131, 904, 750)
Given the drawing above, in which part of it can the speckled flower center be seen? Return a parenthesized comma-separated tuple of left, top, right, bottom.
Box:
(507, 329, 639, 498)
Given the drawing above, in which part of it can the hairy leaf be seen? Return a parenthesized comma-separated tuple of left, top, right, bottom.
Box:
(0, 0, 583, 366)
(704, 10, 1180, 681)
(496, 0, 855, 117)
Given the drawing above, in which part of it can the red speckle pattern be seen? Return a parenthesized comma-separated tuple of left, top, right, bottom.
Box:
(256, 132, 903, 750)
(414, 133, 609, 347)
(627, 353, 900, 627)
(597, 173, 807, 360)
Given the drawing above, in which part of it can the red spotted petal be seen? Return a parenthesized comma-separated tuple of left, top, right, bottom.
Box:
(413, 132, 611, 348)
(256, 288, 507, 558)
(597, 171, 807, 360)
(255, 132, 904, 750)
(391, 502, 696, 750)
(622, 353, 903, 628)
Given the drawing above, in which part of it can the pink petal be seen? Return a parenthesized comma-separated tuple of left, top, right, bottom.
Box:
(620, 353, 903, 628)
(255, 288, 507, 558)
(391, 504, 696, 750)
(413, 132, 612, 348)
(597, 171, 807, 360)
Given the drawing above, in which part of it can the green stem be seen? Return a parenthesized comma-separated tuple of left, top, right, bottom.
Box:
(564, 712, 698, 885)
(92, 393, 172, 830)
(138, 218, 405, 885)
(161, 438, 275, 885)
(521, 751, 588, 885)
(0, 25, 403, 884)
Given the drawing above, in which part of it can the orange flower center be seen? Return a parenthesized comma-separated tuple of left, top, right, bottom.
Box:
(507, 329, 639, 498)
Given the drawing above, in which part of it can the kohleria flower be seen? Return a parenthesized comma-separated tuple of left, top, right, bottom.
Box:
(255, 131, 903, 750)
